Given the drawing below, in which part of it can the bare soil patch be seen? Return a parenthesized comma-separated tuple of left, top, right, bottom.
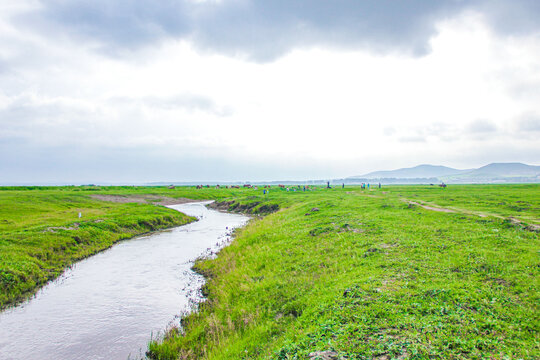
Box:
(90, 194, 197, 206)
(44, 223, 80, 233)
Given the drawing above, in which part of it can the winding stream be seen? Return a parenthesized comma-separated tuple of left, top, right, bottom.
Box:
(0, 202, 249, 360)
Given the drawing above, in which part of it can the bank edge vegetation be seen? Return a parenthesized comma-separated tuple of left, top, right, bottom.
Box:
(0, 185, 538, 359)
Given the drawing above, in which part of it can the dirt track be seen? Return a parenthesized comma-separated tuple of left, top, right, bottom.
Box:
(408, 201, 455, 213)
(405, 199, 539, 232)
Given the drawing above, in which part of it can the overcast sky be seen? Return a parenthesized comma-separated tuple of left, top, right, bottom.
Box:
(1, 0, 539, 183)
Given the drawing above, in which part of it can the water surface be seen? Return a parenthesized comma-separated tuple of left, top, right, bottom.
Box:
(0, 202, 248, 360)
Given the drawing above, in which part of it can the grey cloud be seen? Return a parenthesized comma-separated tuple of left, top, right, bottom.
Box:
(0, 93, 232, 148)
(0, 140, 351, 184)
(28, 0, 192, 54)
(517, 113, 540, 132)
(422, 122, 455, 136)
(0, 97, 80, 139)
(398, 135, 426, 143)
(467, 119, 497, 133)
(476, 0, 540, 37)
(0, 95, 117, 153)
(388, 120, 504, 144)
(507, 80, 540, 100)
(393, 122, 459, 143)
(0, 58, 8, 74)
(20, 0, 540, 61)
(110, 94, 233, 116)
(1, 94, 90, 118)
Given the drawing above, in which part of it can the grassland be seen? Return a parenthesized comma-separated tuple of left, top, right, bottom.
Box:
(147, 184, 539, 359)
(0, 185, 283, 309)
(0, 187, 201, 309)
(1, 184, 538, 359)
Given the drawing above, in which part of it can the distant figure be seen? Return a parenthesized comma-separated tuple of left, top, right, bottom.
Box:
(367, 183, 370, 189)
(78, 212, 82, 218)
(378, 183, 381, 189)
(342, 183, 344, 189)
(263, 189, 266, 195)
(327, 181, 331, 189)
(303, 186, 306, 191)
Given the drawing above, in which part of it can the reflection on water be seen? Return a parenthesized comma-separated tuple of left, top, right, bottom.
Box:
(0, 202, 248, 360)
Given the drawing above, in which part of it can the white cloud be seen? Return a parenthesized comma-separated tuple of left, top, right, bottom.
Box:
(0, 6, 539, 181)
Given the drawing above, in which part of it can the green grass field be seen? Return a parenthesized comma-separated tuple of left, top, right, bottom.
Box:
(0, 187, 201, 309)
(1, 184, 538, 359)
(147, 184, 539, 359)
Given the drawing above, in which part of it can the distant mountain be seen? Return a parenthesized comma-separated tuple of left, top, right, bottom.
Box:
(442, 162, 540, 183)
(465, 162, 540, 177)
(352, 164, 467, 179)
(347, 162, 540, 184)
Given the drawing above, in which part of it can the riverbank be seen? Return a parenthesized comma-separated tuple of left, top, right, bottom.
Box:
(1, 185, 538, 358)
(0, 201, 249, 360)
(0, 185, 283, 310)
(0, 189, 197, 309)
(148, 184, 539, 359)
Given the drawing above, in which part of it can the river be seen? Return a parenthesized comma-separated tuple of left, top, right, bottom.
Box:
(0, 202, 249, 360)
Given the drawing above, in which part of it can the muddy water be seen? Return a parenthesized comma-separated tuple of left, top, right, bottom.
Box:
(0, 202, 248, 360)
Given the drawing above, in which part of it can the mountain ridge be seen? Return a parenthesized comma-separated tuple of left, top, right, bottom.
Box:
(348, 162, 540, 184)
(354, 164, 468, 179)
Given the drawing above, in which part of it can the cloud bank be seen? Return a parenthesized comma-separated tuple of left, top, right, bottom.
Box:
(1, 0, 539, 183)
(21, 0, 540, 61)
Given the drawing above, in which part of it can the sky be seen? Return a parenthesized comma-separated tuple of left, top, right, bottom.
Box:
(1, 0, 539, 183)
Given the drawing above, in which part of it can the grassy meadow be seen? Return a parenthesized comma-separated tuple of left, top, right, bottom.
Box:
(147, 184, 539, 359)
(0, 187, 201, 308)
(1, 184, 538, 359)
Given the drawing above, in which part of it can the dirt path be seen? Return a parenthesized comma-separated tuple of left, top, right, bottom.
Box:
(403, 198, 540, 232)
(507, 217, 540, 231)
(408, 201, 455, 213)
(90, 194, 198, 206)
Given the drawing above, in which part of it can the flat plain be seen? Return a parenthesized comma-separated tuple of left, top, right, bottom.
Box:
(1, 184, 538, 359)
